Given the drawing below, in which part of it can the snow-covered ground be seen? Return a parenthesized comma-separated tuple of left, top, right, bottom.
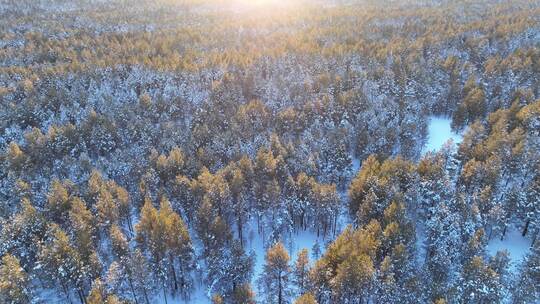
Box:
(247, 221, 331, 286)
(487, 227, 531, 271)
(423, 117, 462, 154)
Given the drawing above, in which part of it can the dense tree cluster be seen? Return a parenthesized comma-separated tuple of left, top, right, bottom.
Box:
(1, 0, 539, 303)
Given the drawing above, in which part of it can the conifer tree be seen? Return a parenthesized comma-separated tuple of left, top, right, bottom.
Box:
(38, 224, 96, 303)
(258, 242, 292, 304)
(310, 223, 380, 304)
(231, 283, 256, 304)
(457, 256, 505, 303)
(69, 197, 98, 272)
(87, 278, 122, 304)
(294, 248, 311, 295)
(212, 294, 224, 304)
(109, 225, 140, 303)
(129, 249, 154, 304)
(135, 196, 193, 298)
(0, 198, 46, 269)
(47, 179, 72, 223)
(295, 293, 318, 304)
(0, 254, 31, 304)
(513, 241, 540, 303)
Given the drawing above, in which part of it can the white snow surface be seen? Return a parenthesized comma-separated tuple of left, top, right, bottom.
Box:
(247, 221, 328, 284)
(423, 117, 463, 154)
(487, 227, 531, 270)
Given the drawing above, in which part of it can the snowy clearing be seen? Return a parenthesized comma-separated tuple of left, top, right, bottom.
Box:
(423, 116, 463, 154)
(487, 227, 531, 271)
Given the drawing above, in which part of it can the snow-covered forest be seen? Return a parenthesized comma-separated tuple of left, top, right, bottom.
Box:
(0, 0, 539, 303)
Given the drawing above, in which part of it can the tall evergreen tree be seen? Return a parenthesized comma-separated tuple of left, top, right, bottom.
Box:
(295, 292, 318, 304)
(294, 248, 311, 295)
(0, 254, 31, 304)
(258, 242, 292, 304)
(513, 241, 540, 303)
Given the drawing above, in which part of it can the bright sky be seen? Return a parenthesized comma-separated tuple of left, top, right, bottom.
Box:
(234, 0, 291, 8)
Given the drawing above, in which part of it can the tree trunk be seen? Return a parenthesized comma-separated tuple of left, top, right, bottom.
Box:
(522, 220, 530, 237)
(178, 258, 186, 296)
(238, 214, 244, 247)
(77, 288, 86, 304)
(333, 213, 338, 236)
(128, 215, 134, 233)
(301, 209, 305, 231)
(532, 229, 538, 247)
(143, 288, 150, 304)
(170, 255, 178, 292)
(61, 281, 73, 304)
(278, 271, 283, 304)
(257, 214, 261, 234)
(127, 276, 139, 304)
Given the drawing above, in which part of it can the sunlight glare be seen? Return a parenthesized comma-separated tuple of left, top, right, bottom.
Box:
(237, 0, 284, 7)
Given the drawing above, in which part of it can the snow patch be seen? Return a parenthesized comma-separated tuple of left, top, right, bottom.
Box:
(423, 117, 462, 154)
(487, 227, 531, 270)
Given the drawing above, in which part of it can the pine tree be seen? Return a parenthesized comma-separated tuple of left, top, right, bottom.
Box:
(112, 183, 132, 232)
(88, 171, 131, 231)
(69, 197, 99, 277)
(0, 198, 46, 270)
(295, 292, 318, 304)
(47, 179, 72, 223)
(129, 249, 154, 304)
(452, 77, 487, 130)
(310, 223, 379, 304)
(212, 294, 224, 304)
(160, 197, 194, 296)
(37, 224, 93, 303)
(457, 256, 504, 303)
(312, 183, 340, 237)
(95, 185, 119, 229)
(348, 156, 415, 226)
(110, 224, 129, 260)
(423, 201, 464, 300)
(522, 174, 540, 243)
(290, 172, 315, 231)
(258, 242, 292, 304)
(311, 241, 321, 260)
(87, 279, 107, 304)
(232, 283, 256, 304)
(513, 241, 540, 303)
(6, 142, 26, 172)
(135, 196, 193, 299)
(327, 143, 352, 188)
(377, 243, 420, 303)
(294, 248, 311, 295)
(109, 225, 140, 303)
(348, 155, 381, 221)
(86, 278, 123, 304)
(228, 242, 255, 295)
(416, 151, 454, 220)
(333, 252, 374, 303)
(203, 216, 254, 300)
(0, 254, 31, 304)
(226, 166, 249, 246)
